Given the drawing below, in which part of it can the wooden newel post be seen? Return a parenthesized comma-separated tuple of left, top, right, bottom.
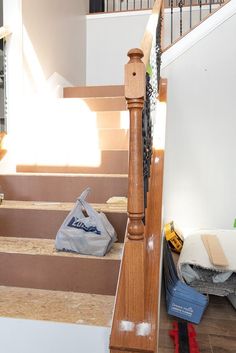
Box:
(122, 48, 146, 322)
(125, 48, 146, 241)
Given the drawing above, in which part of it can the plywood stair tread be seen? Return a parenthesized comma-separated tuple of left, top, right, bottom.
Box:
(0, 200, 127, 213)
(63, 85, 124, 98)
(3, 172, 128, 177)
(0, 236, 123, 260)
(0, 285, 114, 326)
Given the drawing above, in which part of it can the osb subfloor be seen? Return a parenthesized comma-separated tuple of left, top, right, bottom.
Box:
(159, 293, 236, 353)
(0, 236, 123, 260)
(0, 286, 114, 327)
(0, 200, 127, 213)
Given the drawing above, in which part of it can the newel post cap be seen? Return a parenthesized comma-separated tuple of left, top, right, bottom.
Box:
(125, 48, 146, 99)
(127, 48, 144, 63)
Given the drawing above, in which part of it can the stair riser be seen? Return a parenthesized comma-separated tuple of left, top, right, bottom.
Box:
(0, 253, 120, 295)
(99, 130, 128, 150)
(0, 209, 126, 242)
(0, 175, 128, 202)
(96, 112, 129, 129)
(16, 150, 129, 174)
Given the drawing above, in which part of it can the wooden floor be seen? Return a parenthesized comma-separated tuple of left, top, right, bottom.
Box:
(159, 292, 236, 353)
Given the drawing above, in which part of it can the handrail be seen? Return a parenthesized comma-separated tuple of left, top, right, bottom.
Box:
(140, 0, 163, 67)
(0, 26, 11, 40)
(110, 1, 165, 352)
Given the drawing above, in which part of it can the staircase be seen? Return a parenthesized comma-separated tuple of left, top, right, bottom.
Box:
(0, 85, 129, 351)
(1, 0, 235, 351)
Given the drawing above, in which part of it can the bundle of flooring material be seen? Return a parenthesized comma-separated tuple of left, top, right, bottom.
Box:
(177, 230, 236, 296)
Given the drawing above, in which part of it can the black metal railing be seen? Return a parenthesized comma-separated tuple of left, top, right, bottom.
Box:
(89, 0, 223, 13)
(0, 38, 7, 133)
(89, 0, 155, 13)
(168, 0, 224, 44)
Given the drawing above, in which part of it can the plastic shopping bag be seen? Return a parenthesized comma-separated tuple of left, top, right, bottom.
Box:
(55, 188, 117, 256)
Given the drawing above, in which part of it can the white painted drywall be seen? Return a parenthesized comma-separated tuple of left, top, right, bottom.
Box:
(0, 0, 3, 26)
(162, 1, 236, 230)
(0, 318, 110, 353)
(86, 11, 149, 86)
(22, 0, 88, 89)
(86, 6, 214, 86)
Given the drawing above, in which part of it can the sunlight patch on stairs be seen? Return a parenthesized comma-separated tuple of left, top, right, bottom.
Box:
(15, 98, 101, 168)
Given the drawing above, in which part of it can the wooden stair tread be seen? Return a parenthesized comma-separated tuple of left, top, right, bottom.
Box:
(0, 200, 127, 213)
(2, 172, 128, 178)
(0, 236, 123, 260)
(0, 285, 114, 326)
(63, 85, 124, 98)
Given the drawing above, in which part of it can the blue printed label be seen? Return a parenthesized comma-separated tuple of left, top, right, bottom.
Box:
(67, 217, 101, 235)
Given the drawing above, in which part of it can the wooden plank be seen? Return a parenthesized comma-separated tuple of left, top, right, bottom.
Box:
(0, 253, 120, 295)
(201, 234, 229, 267)
(0, 174, 128, 203)
(63, 85, 124, 98)
(159, 78, 168, 102)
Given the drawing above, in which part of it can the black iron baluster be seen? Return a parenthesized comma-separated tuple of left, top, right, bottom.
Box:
(190, 0, 192, 28)
(171, 0, 174, 43)
(178, 0, 184, 37)
(142, 12, 162, 215)
(113, 0, 115, 11)
(126, 0, 128, 10)
(120, 0, 122, 11)
(199, 0, 202, 21)
(209, 0, 212, 13)
(141, 0, 143, 10)
(142, 73, 152, 213)
(156, 10, 162, 88)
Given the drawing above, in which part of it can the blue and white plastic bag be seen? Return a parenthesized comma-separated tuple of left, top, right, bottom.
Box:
(55, 188, 117, 256)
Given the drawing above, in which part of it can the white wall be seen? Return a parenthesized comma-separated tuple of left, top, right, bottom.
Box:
(0, 317, 110, 353)
(86, 6, 214, 86)
(86, 11, 149, 86)
(22, 0, 88, 91)
(0, 0, 3, 25)
(162, 2, 236, 230)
